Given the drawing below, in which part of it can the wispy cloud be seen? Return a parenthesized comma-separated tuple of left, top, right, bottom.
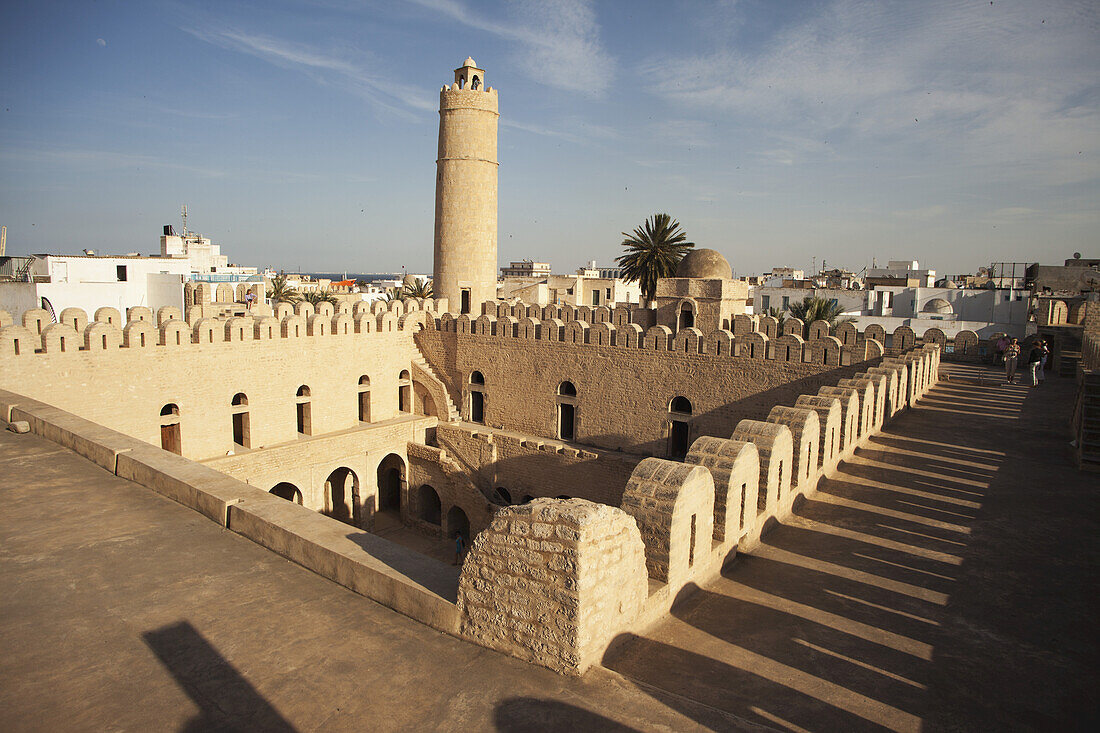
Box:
(183, 26, 435, 118)
(641, 0, 1100, 183)
(404, 0, 615, 94)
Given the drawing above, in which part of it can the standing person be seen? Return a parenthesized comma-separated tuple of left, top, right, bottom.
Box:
(1004, 338, 1021, 385)
(1027, 341, 1043, 386)
(1038, 339, 1050, 382)
(453, 532, 465, 566)
(995, 334, 1008, 366)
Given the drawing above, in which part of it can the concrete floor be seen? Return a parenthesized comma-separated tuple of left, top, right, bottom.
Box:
(1, 364, 1097, 731)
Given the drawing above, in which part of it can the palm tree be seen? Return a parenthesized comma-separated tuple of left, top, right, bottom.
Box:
(616, 213, 694, 306)
(267, 274, 300, 304)
(382, 287, 404, 303)
(787, 296, 854, 337)
(767, 306, 787, 335)
(303, 289, 338, 308)
(402, 277, 433, 300)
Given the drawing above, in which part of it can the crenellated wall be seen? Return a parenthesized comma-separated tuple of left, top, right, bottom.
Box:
(416, 313, 882, 459)
(0, 304, 438, 461)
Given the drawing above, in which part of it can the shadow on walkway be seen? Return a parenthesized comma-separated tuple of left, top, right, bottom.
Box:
(143, 621, 297, 732)
(603, 365, 1100, 731)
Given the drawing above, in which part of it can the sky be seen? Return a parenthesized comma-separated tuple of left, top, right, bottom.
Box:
(1, 0, 1097, 277)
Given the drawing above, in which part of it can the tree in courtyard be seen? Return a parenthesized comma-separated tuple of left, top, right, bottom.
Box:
(267, 274, 301, 304)
(616, 213, 694, 306)
(787, 296, 854, 338)
(402, 277, 433, 300)
(303, 289, 338, 308)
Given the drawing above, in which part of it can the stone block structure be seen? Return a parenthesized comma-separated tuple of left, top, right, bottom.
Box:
(456, 499, 647, 674)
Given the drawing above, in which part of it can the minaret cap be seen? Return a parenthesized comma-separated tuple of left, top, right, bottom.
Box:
(454, 57, 485, 90)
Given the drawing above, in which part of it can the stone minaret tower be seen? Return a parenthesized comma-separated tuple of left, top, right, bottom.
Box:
(433, 57, 499, 314)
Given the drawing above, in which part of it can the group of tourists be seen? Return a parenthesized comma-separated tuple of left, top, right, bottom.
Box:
(996, 334, 1050, 387)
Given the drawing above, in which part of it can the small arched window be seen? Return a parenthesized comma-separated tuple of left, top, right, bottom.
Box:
(296, 385, 311, 398)
(160, 403, 179, 417)
(471, 75, 481, 90)
(359, 375, 370, 387)
(669, 396, 692, 414)
(558, 381, 576, 397)
(231, 393, 248, 407)
(470, 371, 484, 385)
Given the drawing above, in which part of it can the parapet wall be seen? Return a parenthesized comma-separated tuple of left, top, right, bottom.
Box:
(0, 304, 435, 460)
(457, 343, 941, 673)
(416, 317, 882, 459)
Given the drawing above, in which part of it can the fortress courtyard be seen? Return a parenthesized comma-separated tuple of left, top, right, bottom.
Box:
(2, 363, 1095, 732)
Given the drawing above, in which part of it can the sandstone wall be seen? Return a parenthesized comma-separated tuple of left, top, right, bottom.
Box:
(416, 328, 874, 458)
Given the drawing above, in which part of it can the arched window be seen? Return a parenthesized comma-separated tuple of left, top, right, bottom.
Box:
(471, 75, 480, 90)
(160, 403, 181, 455)
(231, 393, 250, 448)
(296, 385, 312, 436)
(678, 302, 695, 330)
(556, 381, 577, 440)
(668, 396, 692, 460)
(468, 371, 486, 423)
(358, 375, 371, 423)
(398, 370, 411, 413)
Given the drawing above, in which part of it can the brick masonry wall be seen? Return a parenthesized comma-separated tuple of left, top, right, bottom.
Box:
(433, 423, 640, 506)
(203, 415, 433, 520)
(416, 329, 875, 458)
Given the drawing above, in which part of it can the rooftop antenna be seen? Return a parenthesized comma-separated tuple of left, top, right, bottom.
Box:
(181, 205, 189, 235)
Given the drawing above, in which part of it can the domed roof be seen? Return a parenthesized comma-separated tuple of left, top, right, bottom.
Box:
(463, 56, 477, 67)
(922, 297, 954, 314)
(675, 248, 732, 280)
(402, 273, 417, 287)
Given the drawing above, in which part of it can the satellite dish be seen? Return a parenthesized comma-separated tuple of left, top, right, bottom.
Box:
(1074, 252, 1082, 259)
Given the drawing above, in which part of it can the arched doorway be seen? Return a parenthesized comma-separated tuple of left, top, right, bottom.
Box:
(270, 482, 303, 504)
(419, 485, 441, 525)
(557, 381, 577, 441)
(231, 392, 250, 449)
(493, 486, 512, 505)
(160, 403, 181, 455)
(398, 370, 411, 413)
(376, 454, 405, 515)
(668, 396, 692, 460)
(324, 467, 359, 525)
(447, 505, 470, 542)
(296, 385, 312, 435)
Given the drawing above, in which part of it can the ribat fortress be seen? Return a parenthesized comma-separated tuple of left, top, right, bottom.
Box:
(0, 60, 944, 675)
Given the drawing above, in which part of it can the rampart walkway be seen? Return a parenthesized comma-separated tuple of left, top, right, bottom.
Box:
(1, 364, 1096, 731)
(604, 363, 1099, 731)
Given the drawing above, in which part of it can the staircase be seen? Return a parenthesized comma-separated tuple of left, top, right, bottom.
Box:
(411, 350, 461, 422)
(1075, 371, 1100, 472)
(1060, 350, 1081, 378)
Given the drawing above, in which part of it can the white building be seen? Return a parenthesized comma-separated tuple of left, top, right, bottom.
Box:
(499, 261, 642, 308)
(866, 260, 936, 288)
(0, 253, 189, 319)
(160, 224, 258, 281)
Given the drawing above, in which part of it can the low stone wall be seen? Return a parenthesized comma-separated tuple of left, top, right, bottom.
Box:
(0, 388, 460, 634)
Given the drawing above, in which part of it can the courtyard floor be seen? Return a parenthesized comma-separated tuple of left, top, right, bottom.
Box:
(1, 363, 1097, 731)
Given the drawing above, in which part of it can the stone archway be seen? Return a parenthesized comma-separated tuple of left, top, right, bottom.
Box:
(270, 482, 303, 504)
(376, 454, 405, 515)
(324, 467, 359, 526)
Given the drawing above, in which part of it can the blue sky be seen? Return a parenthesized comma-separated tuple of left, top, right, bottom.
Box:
(2, 0, 1097, 276)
